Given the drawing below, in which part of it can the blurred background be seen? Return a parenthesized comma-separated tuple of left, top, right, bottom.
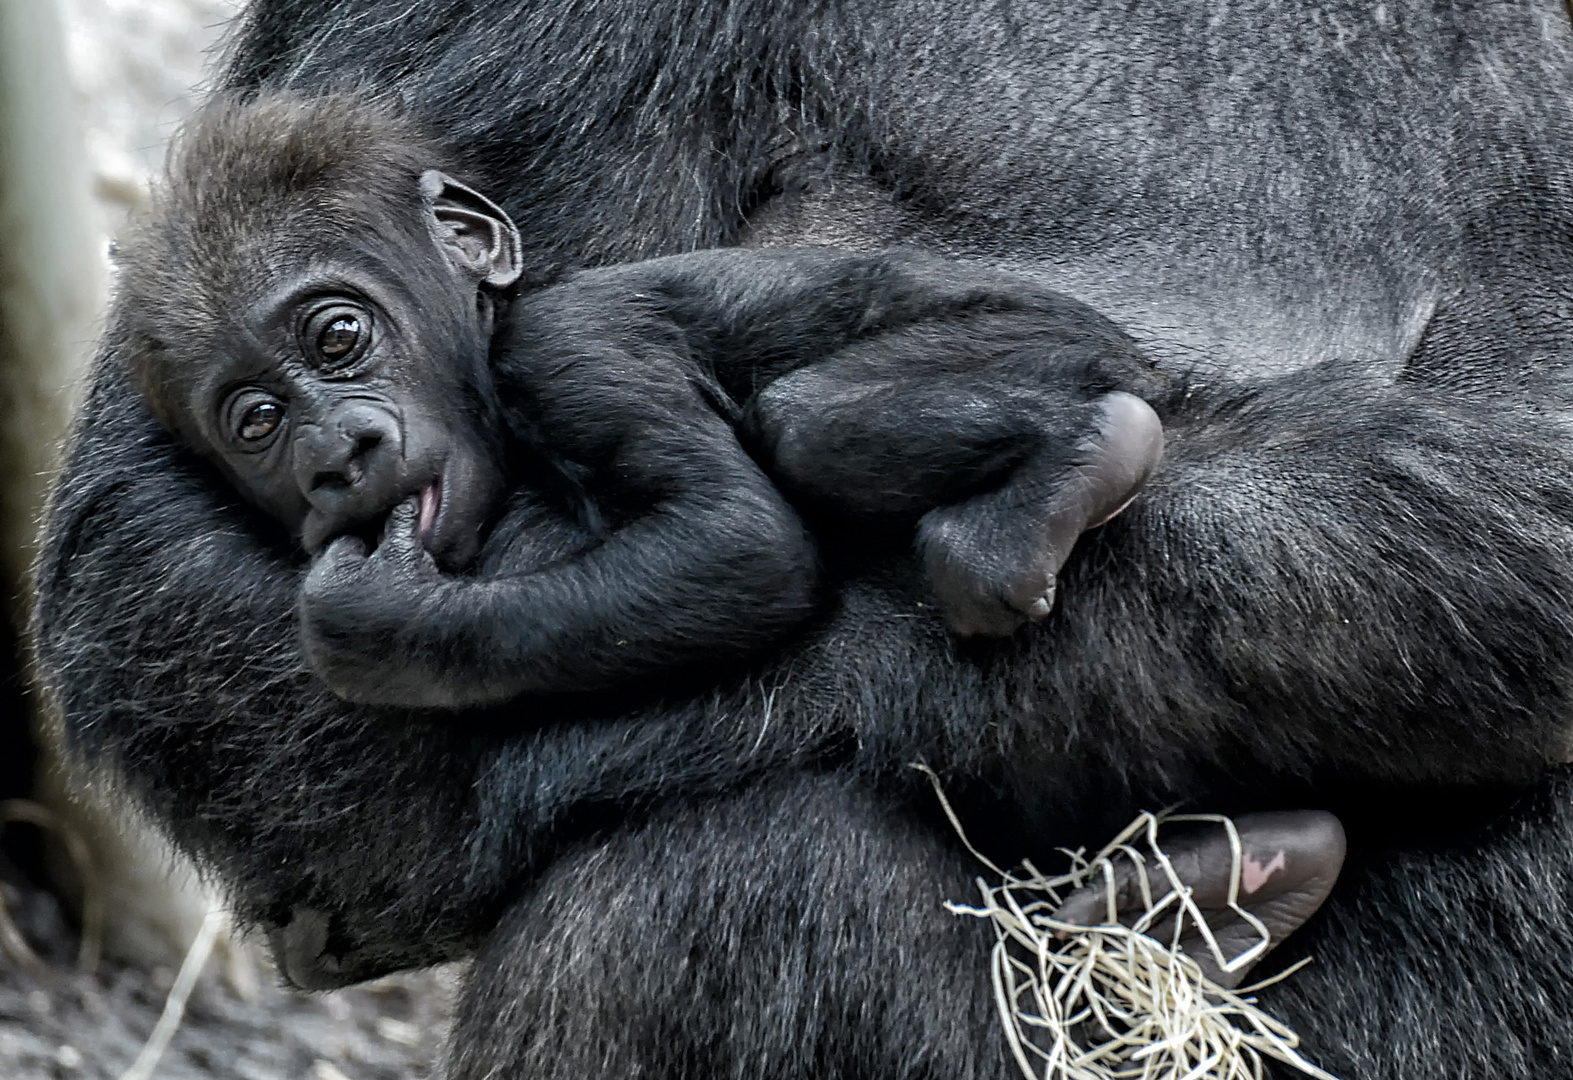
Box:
(0, 3, 456, 1076)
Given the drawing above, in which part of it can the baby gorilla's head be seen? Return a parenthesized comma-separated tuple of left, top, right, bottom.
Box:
(118, 91, 525, 568)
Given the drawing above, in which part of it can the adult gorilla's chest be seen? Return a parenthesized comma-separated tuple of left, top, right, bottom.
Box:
(746, 0, 1573, 387)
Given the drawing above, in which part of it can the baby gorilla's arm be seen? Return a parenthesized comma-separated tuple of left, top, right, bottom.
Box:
(301, 488, 814, 708)
(299, 300, 820, 707)
(579, 248, 1171, 636)
(301, 247, 1166, 706)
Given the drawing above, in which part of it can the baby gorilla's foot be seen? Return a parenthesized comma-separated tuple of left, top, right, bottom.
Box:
(918, 391, 1163, 637)
(1051, 810, 1348, 988)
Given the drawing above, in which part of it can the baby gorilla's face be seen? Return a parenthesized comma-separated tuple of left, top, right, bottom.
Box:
(178, 245, 508, 569)
(139, 169, 527, 570)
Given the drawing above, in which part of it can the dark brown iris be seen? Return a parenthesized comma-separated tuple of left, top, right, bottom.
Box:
(239, 400, 284, 441)
(318, 315, 361, 359)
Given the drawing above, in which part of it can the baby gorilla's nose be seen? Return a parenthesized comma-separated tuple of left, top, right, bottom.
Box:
(295, 404, 402, 514)
(310, 431, 383, 491)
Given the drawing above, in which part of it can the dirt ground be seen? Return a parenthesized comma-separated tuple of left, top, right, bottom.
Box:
(0, 866, 458, 1080)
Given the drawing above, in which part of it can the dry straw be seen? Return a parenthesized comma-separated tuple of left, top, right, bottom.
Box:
(915, 767, 1338, 1080)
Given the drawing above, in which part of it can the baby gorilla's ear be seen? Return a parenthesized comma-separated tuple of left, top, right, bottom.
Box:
(419, 170, 523, 290)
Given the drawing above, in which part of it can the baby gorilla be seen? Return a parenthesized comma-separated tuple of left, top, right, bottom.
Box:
(115, 91, 1346, 992)
(121, 92, 1166, 709)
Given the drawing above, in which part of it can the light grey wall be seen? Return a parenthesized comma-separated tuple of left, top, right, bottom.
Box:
(1, 0, 248, 972)
(0, 0, 102, 592)
(60, 0, 240, 223)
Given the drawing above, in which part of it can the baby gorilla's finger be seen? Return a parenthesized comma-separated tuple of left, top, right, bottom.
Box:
(378, 497, 422, 549)
(369, 497, 442, 582)
(370, 497, 433, 568)
(307, 535, 370, 586)
(324, 534, 369, 561)
(1051, 811, 1346, 989)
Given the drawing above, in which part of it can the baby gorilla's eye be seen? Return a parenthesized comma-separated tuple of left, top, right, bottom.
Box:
(240, 401, 284, 441)
(319, 316, 360, 358)
(222, 389, 287, 451)
(302, 303, 372, 369)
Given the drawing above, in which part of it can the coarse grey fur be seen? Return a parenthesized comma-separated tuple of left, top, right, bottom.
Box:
(32, 1, 1573, 1077)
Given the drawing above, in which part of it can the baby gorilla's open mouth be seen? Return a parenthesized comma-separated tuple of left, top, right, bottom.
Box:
(327, 479, 443, 558)
(417, 478, 442, 550)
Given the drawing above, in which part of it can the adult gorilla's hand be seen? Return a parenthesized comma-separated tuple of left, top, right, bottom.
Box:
(1052, 811, 1348, 989)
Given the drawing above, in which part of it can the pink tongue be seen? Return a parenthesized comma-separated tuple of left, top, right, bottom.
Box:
(417, 481, 440, 548)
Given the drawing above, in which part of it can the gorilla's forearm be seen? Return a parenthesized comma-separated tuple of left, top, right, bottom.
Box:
(300, 484, 819, 707)
(33, 356, 837, 968)
(444, 767, 1573, 1080)
(36, 329, 1573, 986)
(42, 347, 1573, 823)
(1007, 364, 1573, 805)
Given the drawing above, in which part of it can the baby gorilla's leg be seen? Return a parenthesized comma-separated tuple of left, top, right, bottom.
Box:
(918, 391, 1161, 635)
(1051, 810, 1347, 988)
(749, 353, 1162, 637)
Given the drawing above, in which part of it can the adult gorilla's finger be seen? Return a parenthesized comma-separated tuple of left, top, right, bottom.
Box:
(1051, 810, 1346, 988)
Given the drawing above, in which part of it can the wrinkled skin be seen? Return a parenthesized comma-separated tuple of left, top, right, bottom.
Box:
(33, 2, 1573, 1078)
(129, 163, 517, 572)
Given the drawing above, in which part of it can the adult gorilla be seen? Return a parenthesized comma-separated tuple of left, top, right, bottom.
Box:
(33, 1, 1573, 1077)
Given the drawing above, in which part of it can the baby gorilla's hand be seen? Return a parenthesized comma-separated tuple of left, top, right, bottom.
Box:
(919, 391, 1164, 637)
(299, 498, 451, 706)
(1051, 810, 1347, 989)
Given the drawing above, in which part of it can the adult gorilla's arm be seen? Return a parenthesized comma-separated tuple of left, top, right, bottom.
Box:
(989, 361, 1573, 811)
(34, 2, 1573, 1071)
(201, 0, 1573, 797)
(32, 321, 853, 979)
(38, 318, 1573, 918)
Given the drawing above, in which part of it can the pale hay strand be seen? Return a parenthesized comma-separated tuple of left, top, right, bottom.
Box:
(913, 765, 1339, 1080)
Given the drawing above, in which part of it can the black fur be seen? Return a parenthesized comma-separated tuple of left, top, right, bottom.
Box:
(118, 93, 1169, 702)
(295, 242, 1171, 702)
(32, 1, 1573, 1077)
